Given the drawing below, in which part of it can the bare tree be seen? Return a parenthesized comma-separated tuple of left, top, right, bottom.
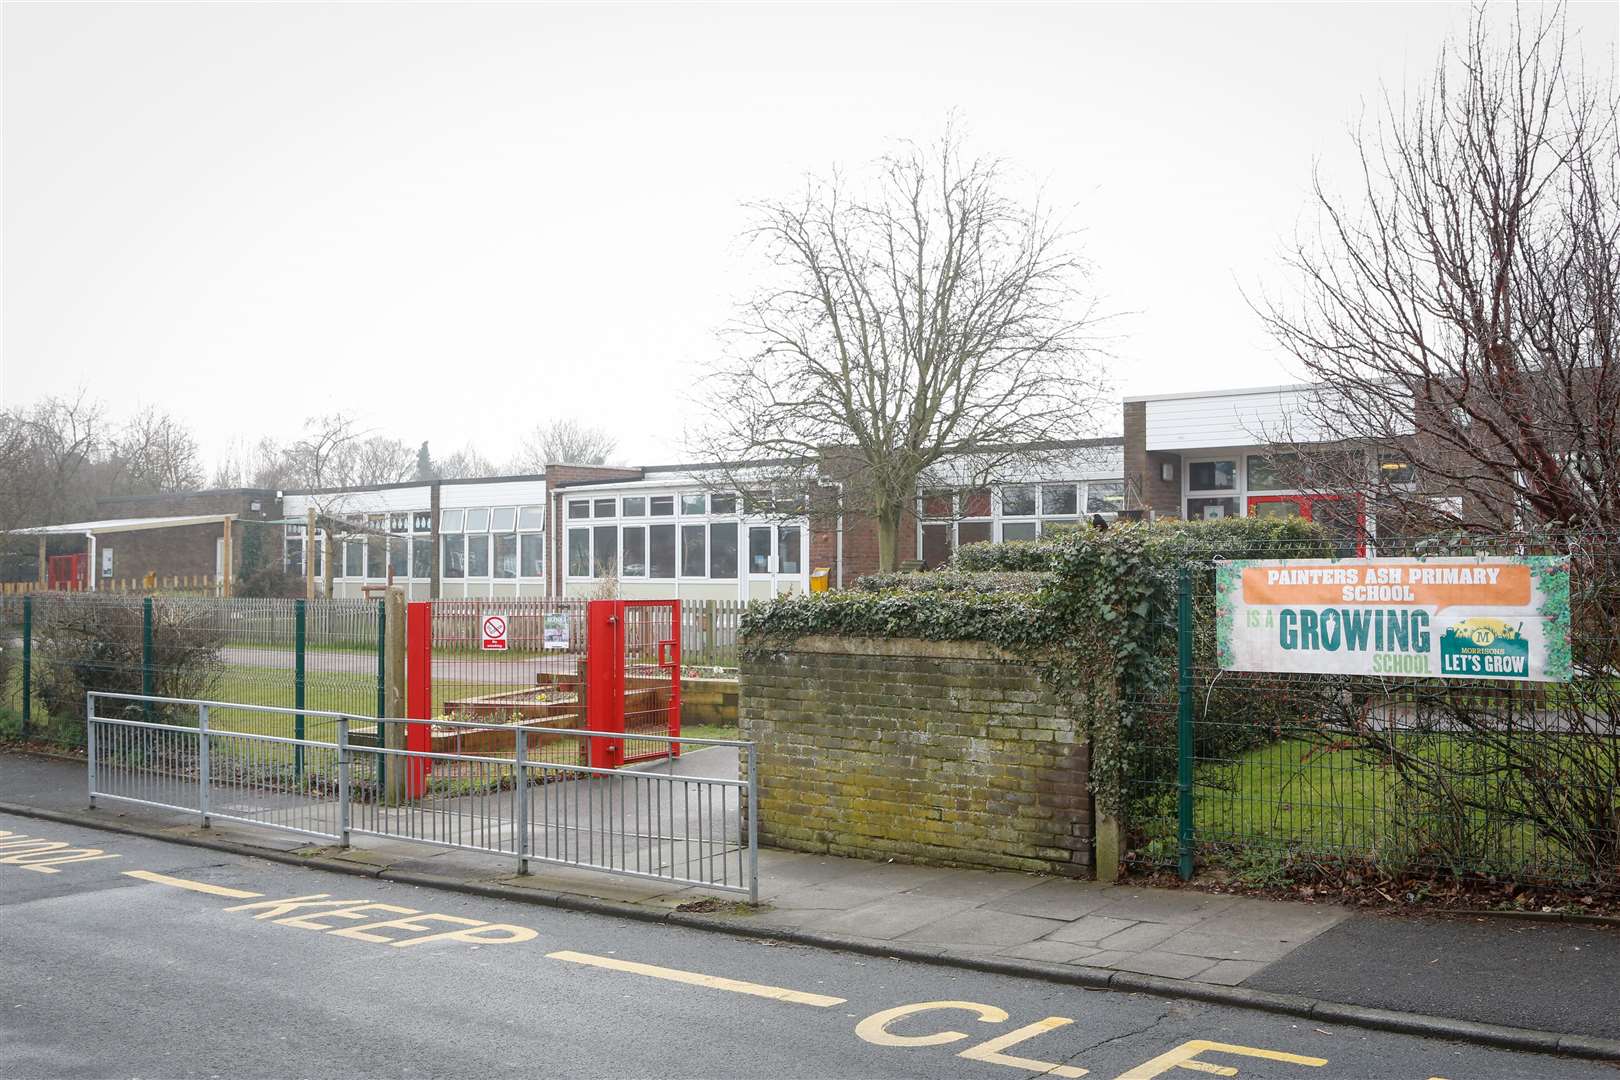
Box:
(284, 413, 362, 489)
(111, 407, 204, 493)
(436, 444, 498, 480)
(1258, 6, 1618, 534)
(351, 436, 418, 486)
(694, 128, 1108, 569)
(514, 418, 618, 470)
(0, 393, 105, 528)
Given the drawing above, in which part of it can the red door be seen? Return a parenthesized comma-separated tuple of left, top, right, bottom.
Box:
(1246, 495, 1366, 556)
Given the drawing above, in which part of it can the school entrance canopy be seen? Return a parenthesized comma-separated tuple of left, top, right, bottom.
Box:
(10, 514, 238, 592)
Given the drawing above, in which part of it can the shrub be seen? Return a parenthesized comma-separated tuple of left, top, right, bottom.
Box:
(854, 569, 1053, 595)
(235, 566, 307, 599)
(30, 595, 225, 744)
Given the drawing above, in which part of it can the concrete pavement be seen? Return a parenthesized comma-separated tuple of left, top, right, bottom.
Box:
(3, 812, 1611, 1080)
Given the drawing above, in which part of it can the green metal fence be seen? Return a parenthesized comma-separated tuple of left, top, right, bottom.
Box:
(2, 593, 385, 753)
(1126, 537, 1620, 891)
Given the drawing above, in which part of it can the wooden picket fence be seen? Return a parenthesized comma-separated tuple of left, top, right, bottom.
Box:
(0, 575, 220, 597)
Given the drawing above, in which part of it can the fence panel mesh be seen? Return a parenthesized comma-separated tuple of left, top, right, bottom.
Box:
(3, 593, 384, 750)
(1125, 536, 1620, 890)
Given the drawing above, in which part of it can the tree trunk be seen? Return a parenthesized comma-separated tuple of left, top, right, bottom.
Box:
(876, 502, 903, 572)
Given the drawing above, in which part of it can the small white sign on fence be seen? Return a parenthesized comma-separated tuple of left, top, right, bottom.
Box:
(481, 614, 509, 651)
(543, 612, 569, 651)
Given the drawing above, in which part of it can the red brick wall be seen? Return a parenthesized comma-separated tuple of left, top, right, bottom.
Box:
(1123, 402, 1182, 517)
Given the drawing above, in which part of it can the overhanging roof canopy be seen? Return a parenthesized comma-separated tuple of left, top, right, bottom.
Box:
(8, 514, 235, 537)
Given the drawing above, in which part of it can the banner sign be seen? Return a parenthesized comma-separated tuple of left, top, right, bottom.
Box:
(1216, 555, 1571, 682)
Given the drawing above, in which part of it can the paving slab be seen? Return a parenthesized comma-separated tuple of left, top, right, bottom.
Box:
(1156, 928, 1314, 963)
(985, 877, 1116, 920)
(1107, 950, 1221, 980)
(808, 894, 977, 941)
(1043, 914, 1139, 944)
(898, 868, 1049, 904)
(1085, 888, 1242, 925)
(1196, 959, 1268, 986)
(995, 939, 1100, 965)
(899, 908, 1065, 948)
(1094, 921, 1184, 952)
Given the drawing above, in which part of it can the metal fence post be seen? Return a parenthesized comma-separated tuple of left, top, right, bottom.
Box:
(20, 596, 31, 740)
(294, 598, 306, 780)
(85, 691, 96, 809)
(198, 703, 211, 828)
(747, 742, 759, 905)
(1176, 564, 1195, 881)
(514, 726, 529, 876)
(141, 597, 155, 726)
(337, 716, 351, 847)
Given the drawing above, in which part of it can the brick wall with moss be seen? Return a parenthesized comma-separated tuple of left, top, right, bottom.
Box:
(740, 635, 1093, 877)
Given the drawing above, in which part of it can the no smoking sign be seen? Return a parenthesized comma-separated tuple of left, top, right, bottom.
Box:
(481, 615, 509, 651)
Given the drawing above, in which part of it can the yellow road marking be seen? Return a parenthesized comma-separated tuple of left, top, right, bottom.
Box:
(123, 870, 263, 899)
(547, 949, 846, 1007)
(1114, 1040, 1328, 1080)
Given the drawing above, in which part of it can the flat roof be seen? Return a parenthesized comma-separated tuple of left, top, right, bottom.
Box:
(9, 514, 236, 537)
(1123, 382, 1315, 404)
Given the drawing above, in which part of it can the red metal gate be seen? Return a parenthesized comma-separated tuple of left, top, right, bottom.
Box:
(403, 597, 679, 795)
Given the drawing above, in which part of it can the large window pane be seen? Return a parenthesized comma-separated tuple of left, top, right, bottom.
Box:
(344, 541, 363, 578)
(1086, 481, 1125, 514)
(711, 494, 738, 514)
(441, 509, 465, 532)
(650, 496, 674, 516)
(389, 536, 408, 577)
(412, 537, 432, 578)
(681, 494, 706, 516)
(465, 509, 490, 533)
(958, 521, 992, 546)
(491, 508, 516, 532)
(709, 522, 738, 578)
(1041, 484, 1078, 515)
(568, 500, 590, 520)
(1188, 460, 1237, 491)
(681, 524, 706, 577)
(443, 537, 465, 578)
(779, 526, 802, 574)
(748, 527, 771, 574)
(1187, 496, 1239, 520)
(1246, 454, 1298, 492)
(921, 524, 951, 569)
(518, 506, 544, 530)
(1001, 485, 1037, 515)
(366, 533, 385, 578)
(568, 528, 590, 577)
(592, 525, 617, 576)
(1001, 521, 1039, 541)
(494, 534, 517, 578)
(520, 534, 544, 577)
(466, 535, 490, 577)
(593, 499, 616, 518)
(622, 497, 646, 517)
(621, 526, 647, 577)
(285, 540, 304, 576)
(649, 524, 676, 578)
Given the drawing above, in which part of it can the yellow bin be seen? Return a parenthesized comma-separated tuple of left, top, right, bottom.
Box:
(809, 567, 831, 593)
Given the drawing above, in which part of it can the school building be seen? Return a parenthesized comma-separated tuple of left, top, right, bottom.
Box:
(12, 382, 1454, 596)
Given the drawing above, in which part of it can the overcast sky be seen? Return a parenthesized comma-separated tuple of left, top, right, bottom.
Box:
(4, 2, 1615, 474)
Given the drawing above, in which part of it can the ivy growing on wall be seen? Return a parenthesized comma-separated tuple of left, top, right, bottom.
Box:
(742, 516, 1337, 816)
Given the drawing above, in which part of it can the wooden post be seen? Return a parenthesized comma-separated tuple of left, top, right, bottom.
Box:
(323, 521, 336, 601)
(305, 508, 317, 601)
(36, 536, 46, 588)
(220, 517, 234, 598)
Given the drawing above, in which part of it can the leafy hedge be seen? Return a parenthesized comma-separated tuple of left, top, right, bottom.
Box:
(853, 570, 1052, 595)
(742, 515, 1339, 816)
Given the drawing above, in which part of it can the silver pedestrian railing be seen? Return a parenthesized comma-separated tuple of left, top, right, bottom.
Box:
(85, 692, 758, 902)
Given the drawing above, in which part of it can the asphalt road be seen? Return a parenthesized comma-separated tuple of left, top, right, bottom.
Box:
(0, 813, 1607, 1080)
